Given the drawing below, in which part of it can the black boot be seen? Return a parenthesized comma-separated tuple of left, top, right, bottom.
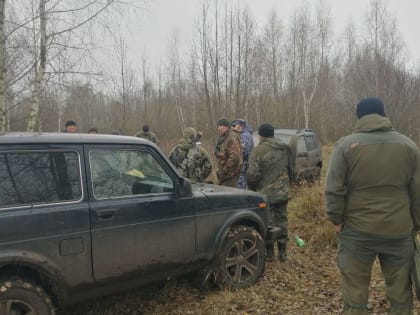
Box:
(277, 243, 287, 262)
(266, 243, 275, 262)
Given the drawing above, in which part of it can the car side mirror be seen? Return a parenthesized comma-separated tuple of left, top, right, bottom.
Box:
(297, 151, 309, 158)
(178, 178, 192, 197)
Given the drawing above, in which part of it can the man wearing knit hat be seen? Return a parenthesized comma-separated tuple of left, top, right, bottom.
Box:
(215, 118, 243, 187)
(64, 120, 78, 133)
(247, 123, 294, 262)
(169, 127, 212, 183)
(326, 97, 420, 314)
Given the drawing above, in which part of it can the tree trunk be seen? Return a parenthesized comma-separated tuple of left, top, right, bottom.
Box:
(28, 0, 46, 132)
(0, 0, 6, 131)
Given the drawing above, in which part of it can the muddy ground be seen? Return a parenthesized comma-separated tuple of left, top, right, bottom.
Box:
(59, 235, 420, 315)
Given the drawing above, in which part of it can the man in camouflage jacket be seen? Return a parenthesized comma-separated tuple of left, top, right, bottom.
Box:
(231, 119, 254, 189)
(247, 123, 294, 261)
(169, 127, 212, 182)
(135, 124, 160, 145)
(326, 98, 420, 315)
(215, 119, 243, 187)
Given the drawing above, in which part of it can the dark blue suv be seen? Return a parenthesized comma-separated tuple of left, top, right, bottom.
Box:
(0, 132, 270, 314)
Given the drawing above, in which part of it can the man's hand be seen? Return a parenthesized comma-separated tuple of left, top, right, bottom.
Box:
(335, 224, 344, 233)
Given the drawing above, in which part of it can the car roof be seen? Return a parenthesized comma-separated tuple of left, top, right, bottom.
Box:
(0, 132, 152, 145)
(274, 128, 314, 135)
(253, 128, 315, 136)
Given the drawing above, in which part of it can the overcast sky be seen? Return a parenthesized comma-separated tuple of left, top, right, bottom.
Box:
(105, 0, 420, 75)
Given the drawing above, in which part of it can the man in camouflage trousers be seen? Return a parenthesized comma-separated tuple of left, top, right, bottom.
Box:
(326, 98, 420, 315)
(247, 123, 294, 261)
(135, 124, 160, 145)
(231, 119, 254, 189)
(169, 127, 212, 183)
(215, 118, 243, 187)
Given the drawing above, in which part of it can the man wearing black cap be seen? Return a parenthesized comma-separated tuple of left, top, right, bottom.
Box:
(215, 118, 242, 187)
(326, 97, 420, 314)
(247, 123, 293, 262)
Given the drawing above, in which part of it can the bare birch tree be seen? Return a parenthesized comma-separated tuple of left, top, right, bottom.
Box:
(0, 0, 6, 131)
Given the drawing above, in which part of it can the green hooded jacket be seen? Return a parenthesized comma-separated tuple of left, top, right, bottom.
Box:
(247, 137, 293, 204)
(135, 131, 159, 144)
(326, 114, 420, 237)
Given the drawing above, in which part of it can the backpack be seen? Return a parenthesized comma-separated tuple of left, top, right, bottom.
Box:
(170, 146, 188, 169)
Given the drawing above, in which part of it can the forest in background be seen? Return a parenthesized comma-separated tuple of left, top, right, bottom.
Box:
(2, 0, 420, 143)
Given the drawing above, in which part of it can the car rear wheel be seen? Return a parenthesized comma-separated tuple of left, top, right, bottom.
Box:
(0, 278, 55, 315)
(214, 225, 266, 289)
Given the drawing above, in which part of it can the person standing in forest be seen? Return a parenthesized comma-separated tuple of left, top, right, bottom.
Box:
(247, 123, 294, 261)
(231, 119, 254, 189)
(214, 118, 242, 187)
(169, 127, 212, 182)
(326, 97, 420, 315)
(135, 124, 159, 145)
(64, 120, 78, 133)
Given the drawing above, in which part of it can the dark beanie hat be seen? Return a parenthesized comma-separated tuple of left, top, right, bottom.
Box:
(356, 98, 386, 119)
(217, 118, 230, 127)
(142, 124, 149, 132)
(65, 120, 77, 127)
(258, 123, 274, 138)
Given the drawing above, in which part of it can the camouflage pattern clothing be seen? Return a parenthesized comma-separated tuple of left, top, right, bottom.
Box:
(247, 137, 293, 244)
(215, 130, 243, 187)
(135, 131, 160, 145)
(169, 128, 212, 182)
(247, 137, 293, 205)
(237, 126, 254, 189)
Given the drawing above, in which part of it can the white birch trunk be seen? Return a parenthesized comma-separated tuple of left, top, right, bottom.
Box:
(27, 0, 46, 132)
(0, 0, 6, 131)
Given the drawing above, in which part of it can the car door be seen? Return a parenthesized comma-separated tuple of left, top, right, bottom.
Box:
(86, 144, 196, 281)
(0, 146, 93, 288)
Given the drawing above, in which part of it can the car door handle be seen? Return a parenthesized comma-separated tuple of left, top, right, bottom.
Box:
(95, 209, 116, 219)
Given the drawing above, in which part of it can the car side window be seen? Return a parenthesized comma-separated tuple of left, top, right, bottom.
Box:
(296, 136, 306, 153)
(0, 151, 82, 208)
(305, 135, 317, 151)
(89, 149, 175, 199)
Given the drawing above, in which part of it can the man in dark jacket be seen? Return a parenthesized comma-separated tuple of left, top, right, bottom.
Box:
(326, 97, 420, 315)
(231, 119, 254, 189)
(215, 118, 243, 187)
(247, 123, 294, 261)
(135, 124, 159, 145)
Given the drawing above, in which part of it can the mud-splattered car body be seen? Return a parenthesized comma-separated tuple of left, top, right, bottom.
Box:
(0, 132, 270, 313)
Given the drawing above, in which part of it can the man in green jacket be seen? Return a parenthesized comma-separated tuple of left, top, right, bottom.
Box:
(135, 124, 160, 145)
(247, 123, 294, 261)
(326, 97, 420, 315)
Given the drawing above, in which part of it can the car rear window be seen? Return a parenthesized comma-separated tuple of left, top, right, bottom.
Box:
(252, 132, 292, 145)
(0, 151, 82, 208)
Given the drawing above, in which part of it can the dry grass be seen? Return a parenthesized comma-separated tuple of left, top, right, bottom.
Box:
(289, 182, 336, 250)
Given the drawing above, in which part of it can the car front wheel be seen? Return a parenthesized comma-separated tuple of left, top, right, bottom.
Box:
(214, 225, 266, 289)
(0, 278, 55, 315)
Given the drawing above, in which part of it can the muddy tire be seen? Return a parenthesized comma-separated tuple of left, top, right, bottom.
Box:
(214, 225, 266, 289)
(0, 278, 55, 315)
